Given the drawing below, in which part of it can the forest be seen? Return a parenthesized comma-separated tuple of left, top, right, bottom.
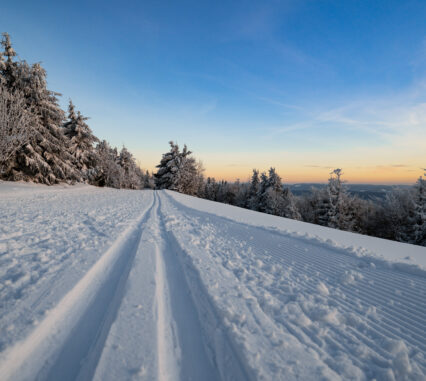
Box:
(0, 33, 424, 247)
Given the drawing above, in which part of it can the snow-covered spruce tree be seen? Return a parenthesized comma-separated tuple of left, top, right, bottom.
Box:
(1, 34, 81, 184)
(154, 141, 203, 195)
(91, 140, 124, 188)
(257, 168, 301, 219)
(0, 33, 17, 89)
(0, 84, 31, 176)
(324, 169, 354, 230)
(257, 171, 269, 213)
(63, 100, 98, 179)
(175, 149, 203, 195)
(412, 172, 426, 246)
(204, 177, 218, 200)
(154, 141, 180, 190)
(118, 146, 142, 189)
(248, 169, 260, 211)
(0, 51, 6, 86)
(383, 187, 414, 242)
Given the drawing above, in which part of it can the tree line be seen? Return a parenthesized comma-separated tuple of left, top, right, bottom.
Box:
(1, 33, 424, 246)
(154, 143, 425, 247)
(0, 33, 154, 189)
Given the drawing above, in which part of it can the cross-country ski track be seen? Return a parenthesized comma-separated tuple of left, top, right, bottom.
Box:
(0, 183, 425, 380)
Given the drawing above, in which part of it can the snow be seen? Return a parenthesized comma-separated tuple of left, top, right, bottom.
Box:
(0, 182, 425, 380)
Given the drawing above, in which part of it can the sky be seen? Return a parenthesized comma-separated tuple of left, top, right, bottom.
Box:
(1, 0, 425, 184)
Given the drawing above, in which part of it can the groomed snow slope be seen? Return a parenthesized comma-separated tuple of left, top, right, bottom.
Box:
(0, 182, 425, 380)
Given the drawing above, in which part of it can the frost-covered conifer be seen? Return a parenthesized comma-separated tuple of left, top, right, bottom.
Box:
(412, 172, 425, 245)
(118, 146, 142, 189)
(154, 141, 180, 190)
(0, 52, 6, 86)
(92, 140, 123, 188)
(155, 141, 202, 194)
(12, 62, 80, 183)
(248, 169, 260, 210)
(256, 168, 301, 219)
(0, 37, 81, 184)
(174, 146, 202, 195)
(0, 84, 31, 175)
(204, 177, 217, 200)
(0, 33, 17, 89)
(63, 101, 98, 178)
(324, 169, 353, 230)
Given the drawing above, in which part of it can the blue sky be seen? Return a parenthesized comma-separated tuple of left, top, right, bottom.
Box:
(1, 0, 425, 182)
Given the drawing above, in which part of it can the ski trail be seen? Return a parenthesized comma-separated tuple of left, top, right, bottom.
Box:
(152, 195, 179, 381)
(157, 192, 251, 381)
(93, 191, 219, 381)
(0, 192, 155, 381)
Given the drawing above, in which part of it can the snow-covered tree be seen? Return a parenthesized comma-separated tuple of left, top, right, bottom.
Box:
(322, 169, 354, 230)
(63, 100, 98, 178)
(0, 84, 31, 176)
(412, 172, 426, 246)
(2, 57, 80, 183)
(0, 51, 6, 86)
(0, 33, 17, 89)
(174, 149, 203, 195)
(256, 168, 301, 219)
(204, 177, 218, 200)
(154, 141, 203, 195)
(91, 140, 123, 188)
(118, 146, 142, 189)
(154, 141, 180, 190)
(248, 169, 260, 210)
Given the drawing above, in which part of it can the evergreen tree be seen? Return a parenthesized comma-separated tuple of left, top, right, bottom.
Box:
(154, 141, 202, 194)
(256, 168, 301, 219)
(154, 141, 180, 190)
(257, 172, 269, 213)
(204, 177, 217, 200)
(63, 100, 98, 178)
(92, 140, 124, 188)
(323, 169, 353, 230)
(0, 51, 6, 86)
(0, 84, 31, 175)
(0, 33, 17, 89)
(0, 34, 81, 183)
(118, 146, 142, 189)
(411, 172, 425, 245)
(248, 169, 260, 210)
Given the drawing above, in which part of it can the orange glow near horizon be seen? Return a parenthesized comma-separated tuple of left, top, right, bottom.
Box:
(203, 166, 422, 184)
(136, 149, 424, 185)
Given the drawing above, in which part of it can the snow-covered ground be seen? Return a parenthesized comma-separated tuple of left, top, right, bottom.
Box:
(0, 182, 425, 380)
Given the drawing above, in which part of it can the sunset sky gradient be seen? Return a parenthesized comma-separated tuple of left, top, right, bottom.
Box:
(1, 0, 425, 183)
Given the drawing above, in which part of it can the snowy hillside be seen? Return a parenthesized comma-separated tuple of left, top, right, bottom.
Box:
(0, 182, 425, 380)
